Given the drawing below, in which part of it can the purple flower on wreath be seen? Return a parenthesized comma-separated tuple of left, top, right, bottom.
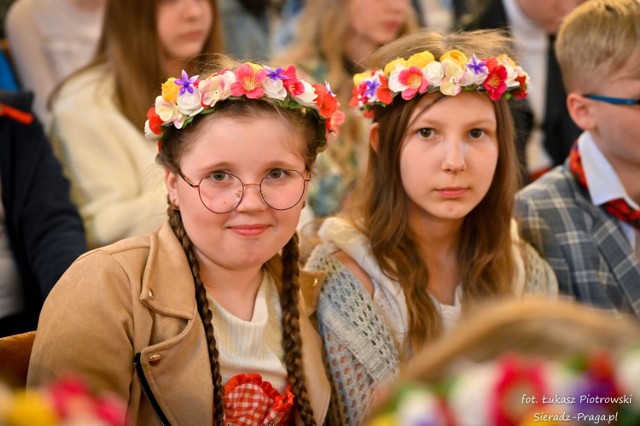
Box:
(324, 81, 335, 96)
(467, 55, 487, 76)
(364, 79, 381, 99)
(266, 67, 289, 82)
(175, 70, 198, 96)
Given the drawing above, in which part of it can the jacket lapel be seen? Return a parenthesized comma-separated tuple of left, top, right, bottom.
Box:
(575, 191, 640, 317)
(140, 222, 196, 318)
(137, 222, 214, 425)
(135, 231, 330, 424)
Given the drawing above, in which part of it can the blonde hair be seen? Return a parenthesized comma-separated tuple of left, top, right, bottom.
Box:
(347, 29, 521, 352)
(280, 0, 418, 100)
(276, 0, 419, 206)
(399, 296, 640, 384)
(556, 0, 640, 93)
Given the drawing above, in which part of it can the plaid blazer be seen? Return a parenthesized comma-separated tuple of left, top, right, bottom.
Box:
(515, 164, 640, 318)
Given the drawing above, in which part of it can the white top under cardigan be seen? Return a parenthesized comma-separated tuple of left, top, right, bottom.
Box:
(207, 271, 288, 393)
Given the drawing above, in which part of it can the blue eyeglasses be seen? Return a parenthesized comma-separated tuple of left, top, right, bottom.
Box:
(584, 94, 640, 106)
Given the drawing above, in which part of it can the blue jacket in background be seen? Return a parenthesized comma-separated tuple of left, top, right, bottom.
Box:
(0, 90, 86, 335)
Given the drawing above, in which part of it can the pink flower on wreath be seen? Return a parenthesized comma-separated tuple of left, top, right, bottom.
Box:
(231, 63, 267, 99)
(483, 58, 508, 101)
(281, 65, 304, 96)
(398, 66, 428, 100)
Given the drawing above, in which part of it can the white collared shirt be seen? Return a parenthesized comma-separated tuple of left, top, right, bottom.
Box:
(503, 0, 554, 172)
(579, 133, 638, 249)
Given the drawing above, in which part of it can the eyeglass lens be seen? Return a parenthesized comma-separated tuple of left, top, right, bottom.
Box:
(197, 169, 307, 213)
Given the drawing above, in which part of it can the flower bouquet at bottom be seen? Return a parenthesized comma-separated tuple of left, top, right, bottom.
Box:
(0, 375, 127, 426)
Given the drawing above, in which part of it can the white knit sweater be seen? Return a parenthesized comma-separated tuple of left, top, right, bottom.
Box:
(207, 271, 288, 393)
(49, 66, 167, 248)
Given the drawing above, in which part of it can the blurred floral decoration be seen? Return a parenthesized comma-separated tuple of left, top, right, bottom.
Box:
(0, 376, 127, 426)
(368, 345, 640, 426)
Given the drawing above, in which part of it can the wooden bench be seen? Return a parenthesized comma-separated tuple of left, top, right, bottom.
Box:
(0, 331, 35, 388)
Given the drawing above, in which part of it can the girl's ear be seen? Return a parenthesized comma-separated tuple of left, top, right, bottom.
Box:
(566, 93, 594, 131)
(369, 122, 380, 153)
(165, 169, 179, 208)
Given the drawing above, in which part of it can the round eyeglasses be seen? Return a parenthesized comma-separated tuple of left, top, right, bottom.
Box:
(178, 169, 310, 214)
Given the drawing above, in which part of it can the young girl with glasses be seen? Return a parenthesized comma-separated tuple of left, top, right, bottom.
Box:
(27, 57, 344, 425)
(305, 29, 560, 424)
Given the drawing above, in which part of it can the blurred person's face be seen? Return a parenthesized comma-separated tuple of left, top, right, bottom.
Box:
(516, 0, 584, 34)
(157, 0, 213, 63)
(347, 0, 412, 58)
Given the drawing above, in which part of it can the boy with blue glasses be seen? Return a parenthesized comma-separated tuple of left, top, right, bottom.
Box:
(515, 0, 640, 317)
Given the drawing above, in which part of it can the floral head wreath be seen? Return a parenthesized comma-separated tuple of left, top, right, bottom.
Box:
(145, 63, 345, 151)
(350, 49, 530, 117)
(367, 345, 640, 426)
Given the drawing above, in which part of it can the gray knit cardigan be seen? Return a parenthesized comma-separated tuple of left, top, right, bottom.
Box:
(306, 233, 558, 425)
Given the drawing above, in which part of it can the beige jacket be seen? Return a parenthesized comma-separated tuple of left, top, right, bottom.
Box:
(27, 222, 330, 425)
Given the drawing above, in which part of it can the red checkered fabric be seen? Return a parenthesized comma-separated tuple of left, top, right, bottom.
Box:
(569, 143, 640, 230)
(222, 373, 294, 425)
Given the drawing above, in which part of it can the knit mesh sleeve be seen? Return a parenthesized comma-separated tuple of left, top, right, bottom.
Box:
(521, 240, 560, 296)
(306, 244, 399, 425)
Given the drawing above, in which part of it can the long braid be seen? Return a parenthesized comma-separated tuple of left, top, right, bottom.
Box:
(280, 233, 317, 425)
(167, 207, 225, 425)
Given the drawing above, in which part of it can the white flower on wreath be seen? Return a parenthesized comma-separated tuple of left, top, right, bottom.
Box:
(262, 68, 288, 101)
(440, 59, 466, 96)
(154, 95, 184, 128)
(423, 61, 444, 87)
(177, 89, 204, 117)
(387, 64, 409, 94)
(292, 80, 317, 107)
(200, 70, 235, 107)
(144, 120, 158, 139)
